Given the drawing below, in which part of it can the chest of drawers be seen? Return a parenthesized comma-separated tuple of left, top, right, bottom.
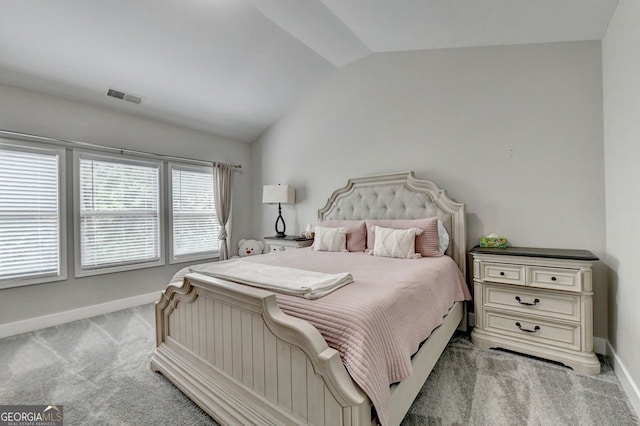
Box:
(470, 246, 600, 375)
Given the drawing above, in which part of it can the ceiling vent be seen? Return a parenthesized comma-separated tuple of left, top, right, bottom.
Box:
(106, 88, 143, 104)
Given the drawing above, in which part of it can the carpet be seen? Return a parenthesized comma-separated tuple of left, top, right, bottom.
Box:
(0, 304, 637, 425)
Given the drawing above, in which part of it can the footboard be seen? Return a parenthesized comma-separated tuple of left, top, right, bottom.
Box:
(151, 272, 370, 426)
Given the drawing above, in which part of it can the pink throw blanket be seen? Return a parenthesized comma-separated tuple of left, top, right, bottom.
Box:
(172, 250, 471, 425)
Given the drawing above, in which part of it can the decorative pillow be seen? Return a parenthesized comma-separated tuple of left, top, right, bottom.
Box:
(438, 220, 450, 255)
(317, 220, 366, 252)
(313, 226, 348, 252)
(366, 217, 441, 257)
(371, 226, 422, 259)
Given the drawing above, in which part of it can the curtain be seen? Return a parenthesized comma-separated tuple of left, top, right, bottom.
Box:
(214, 163, 233, 260)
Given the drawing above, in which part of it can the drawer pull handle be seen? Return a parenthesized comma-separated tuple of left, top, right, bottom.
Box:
(515, 322, 540, 333)
(515, 296, 540, 306)
(551, 276, 557, 281)
(499, 271, 505, 276)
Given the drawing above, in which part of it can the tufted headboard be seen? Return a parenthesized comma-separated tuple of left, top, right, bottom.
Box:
(318, 172, 466, 275)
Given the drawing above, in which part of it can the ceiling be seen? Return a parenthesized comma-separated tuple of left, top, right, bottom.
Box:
(0, 0, 619, 143)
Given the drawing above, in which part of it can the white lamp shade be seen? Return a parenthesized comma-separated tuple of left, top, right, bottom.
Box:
(262, 185, 295, 204)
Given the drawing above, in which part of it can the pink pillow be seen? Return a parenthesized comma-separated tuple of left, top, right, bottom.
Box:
(318, 220, 367, 252)
(365, 217, 441, 257)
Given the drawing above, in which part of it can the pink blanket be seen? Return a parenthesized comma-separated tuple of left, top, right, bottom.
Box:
(172, 250, 470, 425)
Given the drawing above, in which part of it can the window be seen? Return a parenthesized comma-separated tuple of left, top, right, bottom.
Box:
(0, 140, 66, 288)
(169, 163, 220, 263)
(75, 152, 163, 276)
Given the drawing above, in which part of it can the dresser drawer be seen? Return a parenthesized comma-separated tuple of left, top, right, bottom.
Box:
(484, 311, 581, 351)
(482, 263, 526, 285)
(483, 285, 580, 322)
(528, 266, 580, 292)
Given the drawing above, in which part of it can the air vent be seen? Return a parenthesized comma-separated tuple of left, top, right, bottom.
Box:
(106, 88, 143, 104)
(123, 93, 142, 104)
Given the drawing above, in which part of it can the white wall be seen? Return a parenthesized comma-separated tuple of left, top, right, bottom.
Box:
(0, 83, 251, 326)
(602, 0, 640, 413)
(252, 41, 608, 338)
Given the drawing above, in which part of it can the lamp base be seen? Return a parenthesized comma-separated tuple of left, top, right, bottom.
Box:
(274, 203, 287, 238)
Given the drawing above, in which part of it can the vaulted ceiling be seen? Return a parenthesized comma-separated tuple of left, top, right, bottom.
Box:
(0, 0, 618, 142)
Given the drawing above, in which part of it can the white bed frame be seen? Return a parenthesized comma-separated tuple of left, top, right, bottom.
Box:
(151, 172, 467, 426)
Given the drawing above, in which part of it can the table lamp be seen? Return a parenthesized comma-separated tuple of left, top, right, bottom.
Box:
(262, 184, 295, 238)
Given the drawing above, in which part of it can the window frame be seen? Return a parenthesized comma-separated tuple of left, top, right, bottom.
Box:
(73, 150, 165, 278)
(0, 138, 67, 289)
(168, 162, 220, 264)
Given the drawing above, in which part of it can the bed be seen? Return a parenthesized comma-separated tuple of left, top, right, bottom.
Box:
(151, 171, 469, 426)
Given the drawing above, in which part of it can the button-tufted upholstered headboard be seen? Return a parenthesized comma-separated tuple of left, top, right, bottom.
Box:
(318, 172, 466, 275)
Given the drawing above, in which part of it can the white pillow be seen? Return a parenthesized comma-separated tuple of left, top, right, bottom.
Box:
(371, 226, 423, 259)
(438, 220, 450, 255)
(313, 226, 348, 252)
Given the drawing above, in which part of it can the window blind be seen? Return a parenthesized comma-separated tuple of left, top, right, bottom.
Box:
(79, 157, 160, 270)
(0, 146, 61, 281)
(171, 165, 220, 259)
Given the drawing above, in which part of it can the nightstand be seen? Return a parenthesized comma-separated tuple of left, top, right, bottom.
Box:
(470, 246, 600, 375)
(264, 236, 313, 252)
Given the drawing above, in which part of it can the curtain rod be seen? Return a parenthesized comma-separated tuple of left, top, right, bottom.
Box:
(0, 129, 242, 169)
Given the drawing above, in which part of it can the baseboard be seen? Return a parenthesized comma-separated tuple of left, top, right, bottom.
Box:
(0, 291, 160, 339)
(606, 340, 640, 418)
(593, 336, 607, 355)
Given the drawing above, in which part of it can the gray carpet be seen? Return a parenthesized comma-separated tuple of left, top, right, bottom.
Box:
(0, 304, 637, 426)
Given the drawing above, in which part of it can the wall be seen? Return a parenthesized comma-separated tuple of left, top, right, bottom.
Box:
(602, 0, 640, 413)
(252, 41, 608, 338)
(0, 83, 251, 326)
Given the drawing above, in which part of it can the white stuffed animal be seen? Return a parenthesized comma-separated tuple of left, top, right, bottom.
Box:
(238, 239, 264, 257)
